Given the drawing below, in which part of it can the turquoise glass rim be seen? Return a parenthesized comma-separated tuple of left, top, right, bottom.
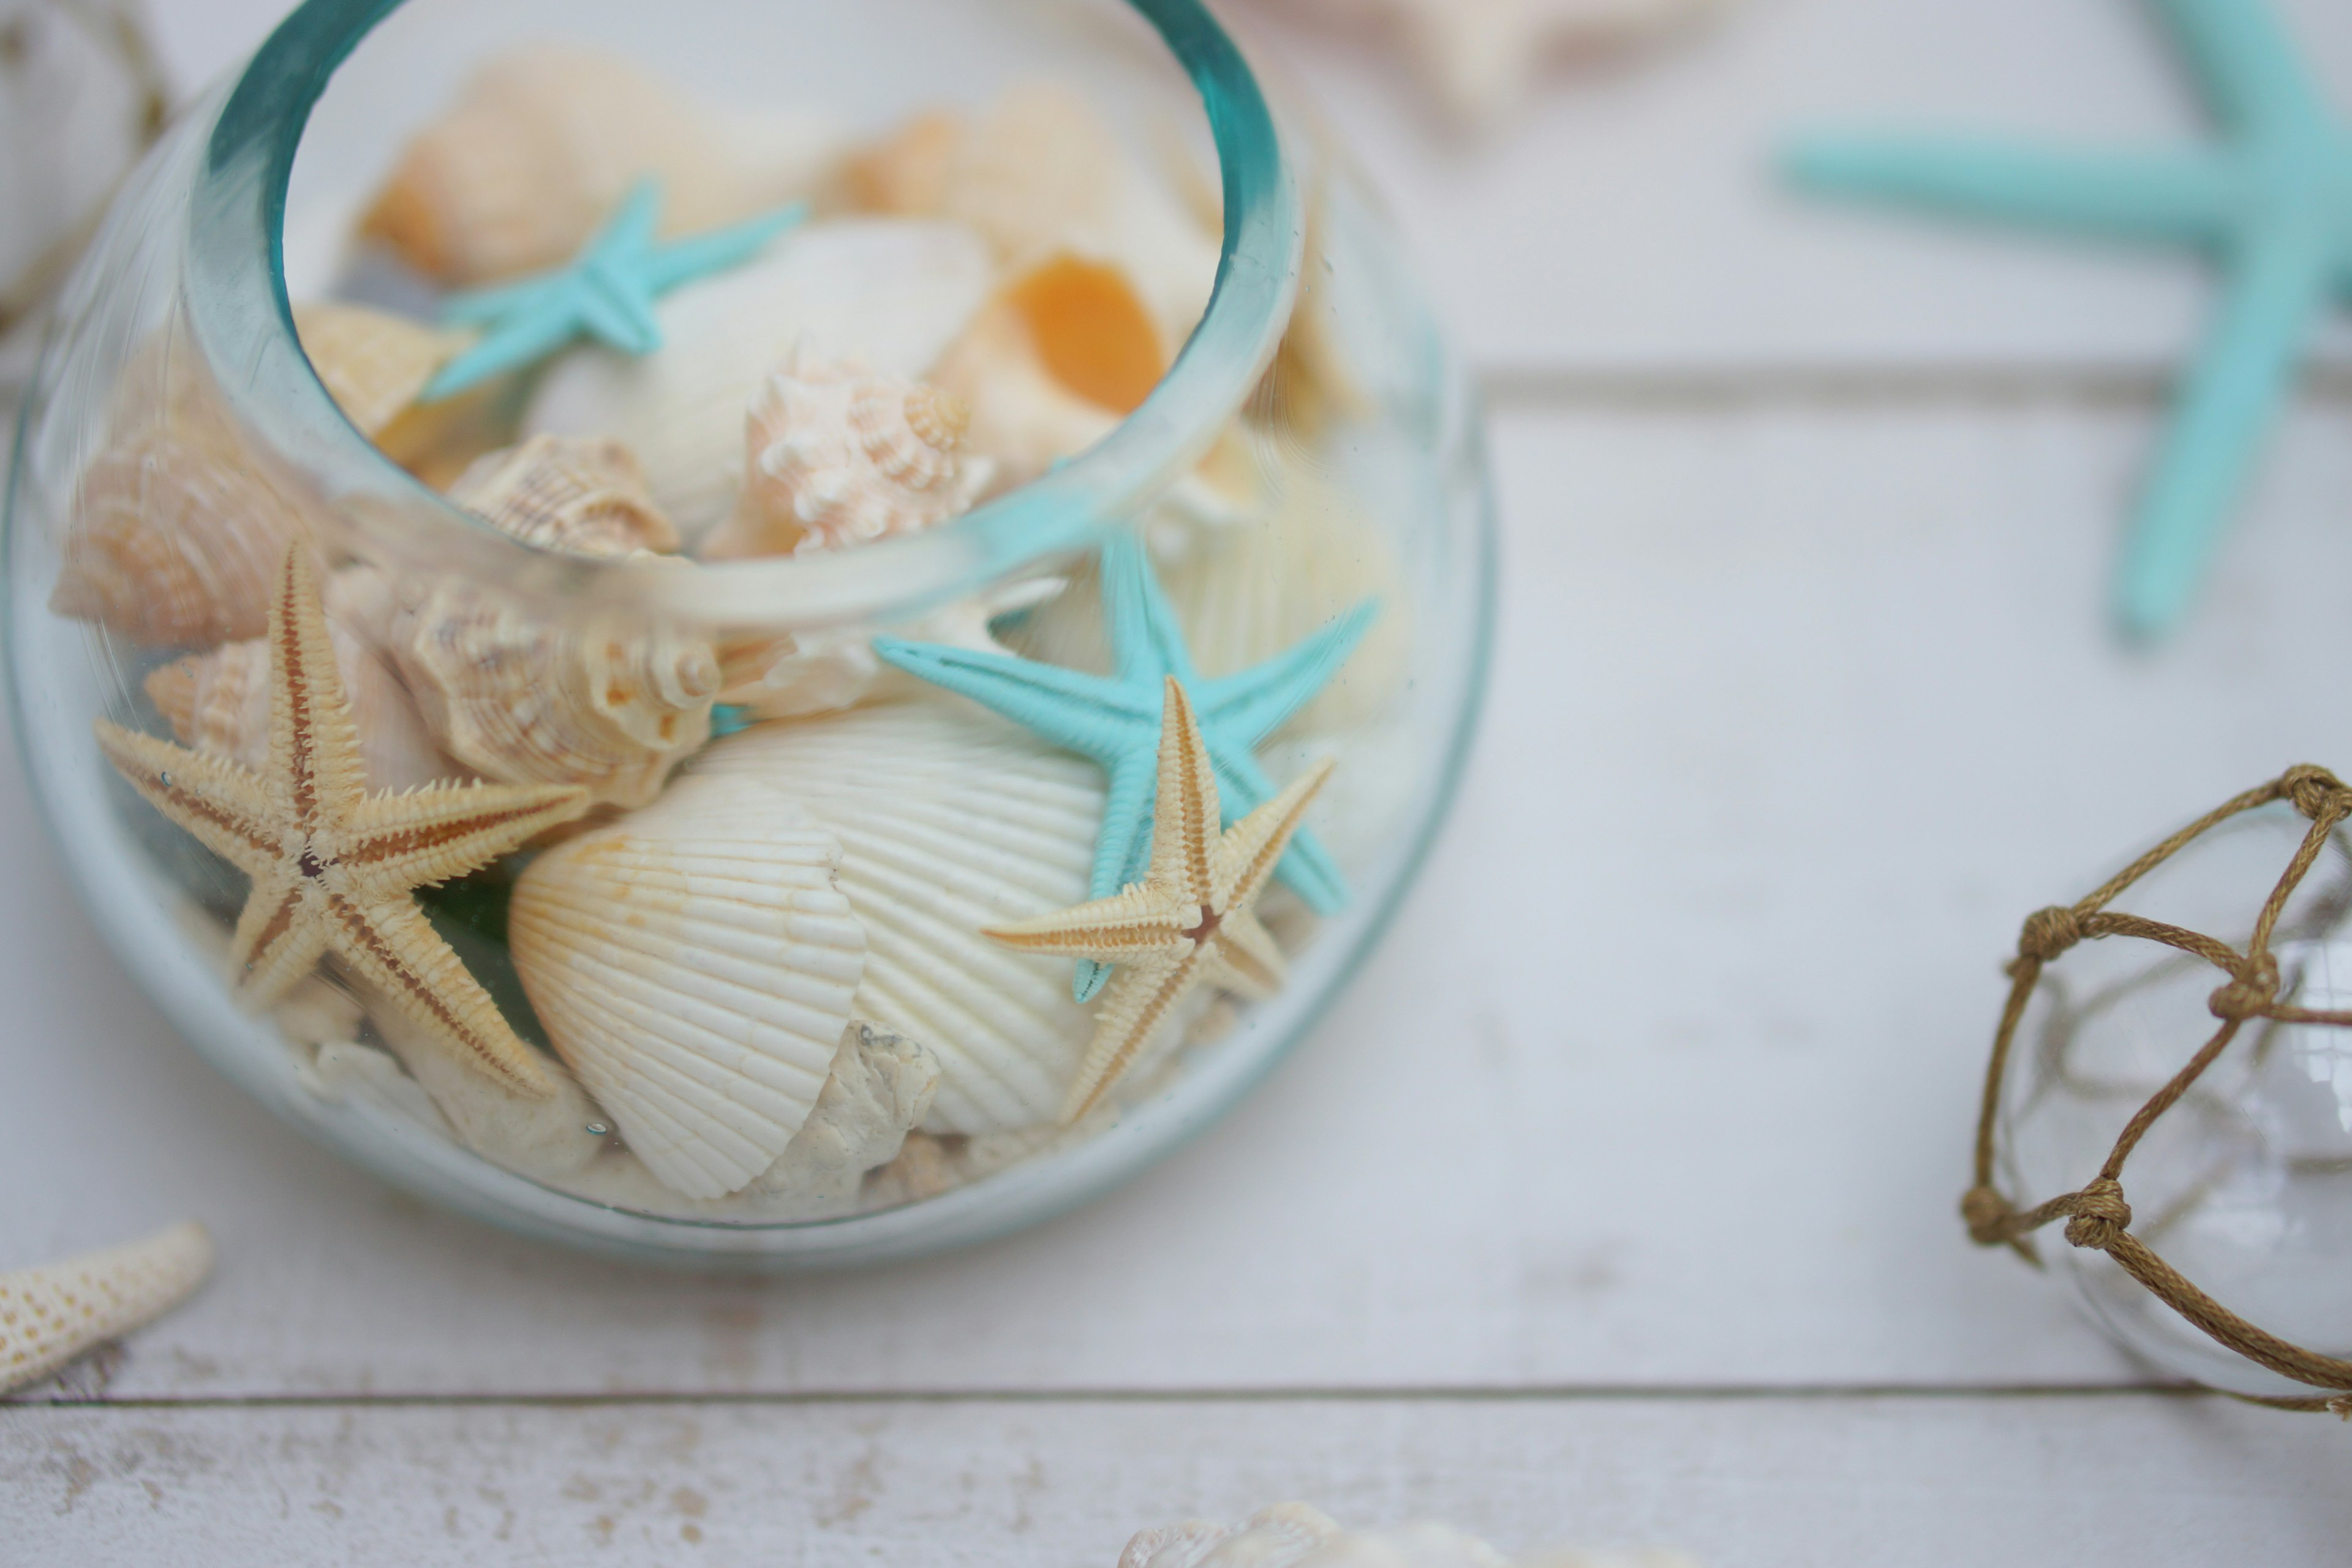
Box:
(183, 0, 1306, 631)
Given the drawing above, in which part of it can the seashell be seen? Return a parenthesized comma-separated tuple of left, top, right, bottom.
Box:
(360, 43, 843, 285)
(143, 609, 458, 795)
(750, 1022, 940, 1203)
(50, 358, 316, 647)
(388, 578, 719, 809)
(1121, 1504, 1700, 1568)
(696, 701, 1115, 1135)
(508, 772, 869, 1199)
(290, 301, 480, 472)
(524, 219, 994, 541)
(0, 1223, 214, 1394)
(830, 110, 965, 218)
(716, 574, 1065, 721)
(1012, 456, 1410, 733)
(703, 352, 991, 560)
(928, 283, 1130, 494)
(445, 434, 680, 556)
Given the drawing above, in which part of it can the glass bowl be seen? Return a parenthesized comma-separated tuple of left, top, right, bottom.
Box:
(6, 0, 1494, 1266)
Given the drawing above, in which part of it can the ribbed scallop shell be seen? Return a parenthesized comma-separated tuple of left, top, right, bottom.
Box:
(509, 772, 869, 1200)
(0, 1223, 214, 1393)
(703, 353, 989, 559)
(446, 434, 680, 556)
(696, 702, 1106, 1135)
(359, 43, 840, 286)
(524, 219, 993, 541)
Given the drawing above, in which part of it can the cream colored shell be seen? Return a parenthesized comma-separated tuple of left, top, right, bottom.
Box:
(0, 1223, 214, 1393)
(510, 772, 869, 1200)
(445, 434, 680, 556)
(524, 219, 994, 541)
(360, 43, 842, 285)
(704, 352, 990, 559)
(696, 702, 1106, 1134)
(750, 1022, 940, 1204)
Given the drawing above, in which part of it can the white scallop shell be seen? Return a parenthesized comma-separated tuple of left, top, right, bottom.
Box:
(696, 702, 1106, 1135)
(508, 772, 869, 1199)
(703, 352, 990, 559)
(359, 42, 843, 285)
(524, 219, 995, 543)
(0, 1223, 214, 1394)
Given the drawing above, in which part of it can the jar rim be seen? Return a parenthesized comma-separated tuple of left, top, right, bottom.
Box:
(186, 0, 1303, 629)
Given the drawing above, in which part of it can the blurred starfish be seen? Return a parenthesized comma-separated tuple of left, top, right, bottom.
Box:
(422, 178, 807, 401)
(1786, 0, 2352, 639)
(986, 679, 1334, 1122)
(94, 549, 590, 1096)
(875, 532, 1373, 1001)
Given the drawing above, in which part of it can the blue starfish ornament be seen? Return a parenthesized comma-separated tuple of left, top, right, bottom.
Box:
(875, 532, 1378, 1003)
(1784, 0, 2352, 639)
(421, 178, 807, 402)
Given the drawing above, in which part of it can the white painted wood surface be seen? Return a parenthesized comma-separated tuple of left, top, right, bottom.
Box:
(10, 0, 2352, 1561)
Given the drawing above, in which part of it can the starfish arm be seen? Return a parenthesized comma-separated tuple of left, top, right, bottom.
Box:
(327, 894, 556, 1099)
(1784, 137, 2237, 246)
(641, 202, 809, 292)
(91, 722, 280, 875)
(2145, 0, 2329, 137)
(266, 549, 369, 827)
(1213, 758, 1336, 917)
(595, 176, 668, 258)
(1147, 679, 1220, 899)
(439, 273, 565, 326)
(1098, 532, 1204, 686)
(2113, 231, 2333, 638)
(577, 270, 665, 355)
(229, 871, 328, 1006)
(1061, 949, 1202, 1123)
(423, 298, 594, 402)
(338, 780, 592, 898)
(870, 638, 1155, 760)
(983, 884, 1195, 963)
(1196, 599, 1381, 747)
(1208, 747, 1349, 916)
(1203, 910, 1286, 1003)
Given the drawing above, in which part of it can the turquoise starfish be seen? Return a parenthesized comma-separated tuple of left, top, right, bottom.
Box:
(421, 179, 807, 402)
(875, 533, 1376, 1002)
(1784, 0, 2352, 639)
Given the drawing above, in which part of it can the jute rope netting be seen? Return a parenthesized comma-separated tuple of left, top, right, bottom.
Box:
(1964, 763, 2352, 1417)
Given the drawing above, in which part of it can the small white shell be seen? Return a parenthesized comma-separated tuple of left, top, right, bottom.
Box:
(524, 219, 995, 541)
(446, 434, 680, 556)
(360, 43, 843, 285)
(703, 352, 990, 559)
(750, 1022, 940, 1203)
(696, 702, 1106, 1135)
(509, 772, 869, 1199)
(0, 1223, 214, 1393)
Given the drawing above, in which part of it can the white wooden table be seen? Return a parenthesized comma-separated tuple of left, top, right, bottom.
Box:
(7, 1, 2351, 1561)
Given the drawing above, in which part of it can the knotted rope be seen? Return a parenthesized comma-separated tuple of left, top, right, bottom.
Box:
(1968, 764, 2352, 1417)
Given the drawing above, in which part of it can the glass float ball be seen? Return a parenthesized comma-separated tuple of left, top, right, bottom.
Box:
(1999, 802, 2352, 1399)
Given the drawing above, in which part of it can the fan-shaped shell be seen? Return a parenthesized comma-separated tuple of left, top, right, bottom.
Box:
(446, 434, 680, 556)
(509, 772, 869, 1199)
(0, 1223, 214, 1393)
(524, 219, 993, 541)
(696, 702, 1108, 1135)
(703, 353, 989, 559)
(360, 43, 841, 285)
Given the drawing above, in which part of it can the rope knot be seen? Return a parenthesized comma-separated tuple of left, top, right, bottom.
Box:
(2063, 1178, 2133, 1251)
(1960, 1185, 2016, 1246)
(2016, 906, 2086, 965)
(2282, 764, 2352, 823)
(2209, 951, 2282, 1022)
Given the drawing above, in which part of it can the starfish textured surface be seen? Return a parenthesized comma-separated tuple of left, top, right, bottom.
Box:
(423, 178, 808, 401)
(94, 549, 590, 1097)
(875, 532, 1374, 1000)
(986, 679, 1335, 1123)
(0, 1222, 214, 1393)
(1786, 0, 2352, 638)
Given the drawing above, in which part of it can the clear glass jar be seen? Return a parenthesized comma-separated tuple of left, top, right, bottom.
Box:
(2000, 804, 2352, 1398)
(6, 0, 1493, 1265)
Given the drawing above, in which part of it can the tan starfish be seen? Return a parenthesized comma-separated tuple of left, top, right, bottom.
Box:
(986, 677, 1335, 1123)
(94, 548, 590, 1098)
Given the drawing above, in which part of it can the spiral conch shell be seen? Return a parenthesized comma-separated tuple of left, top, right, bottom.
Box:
(1, 1223, 214, 1394)
(703, 353, 991, 560)
(360, 43, 840, 286)
(386, 437, 716, 807)
(510, 772, 869, 1200)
